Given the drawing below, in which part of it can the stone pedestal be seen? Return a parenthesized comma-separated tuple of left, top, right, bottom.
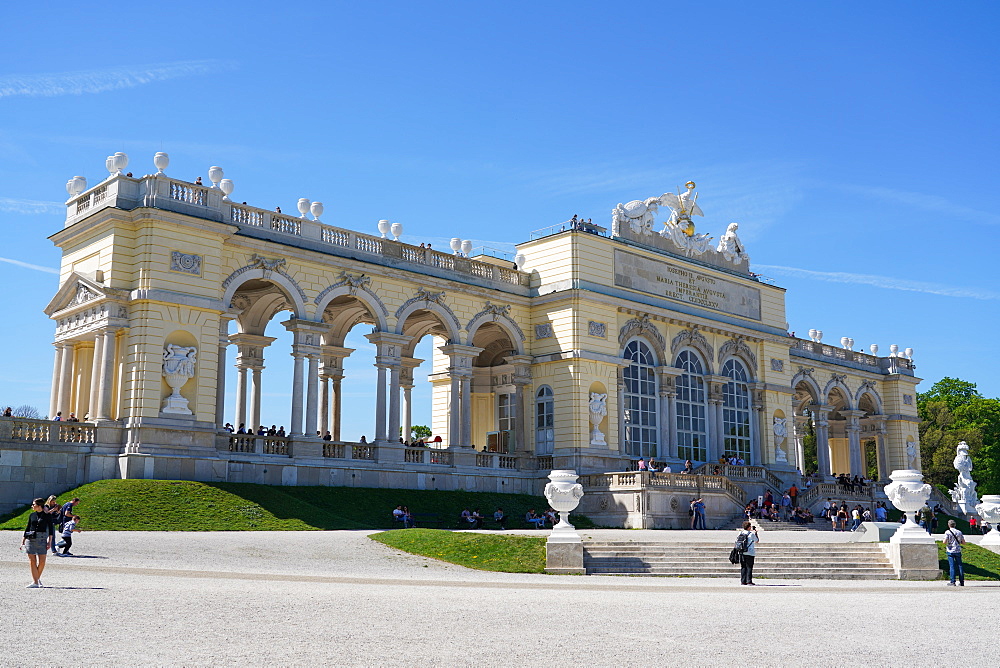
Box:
(848, 521, 901, 542)
(545, 540, 585, 575)
(880, 542, 941, 580)
(290, 438, 323, 459)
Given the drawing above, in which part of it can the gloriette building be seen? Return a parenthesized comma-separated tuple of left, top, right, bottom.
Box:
(0, 153, 924, 524)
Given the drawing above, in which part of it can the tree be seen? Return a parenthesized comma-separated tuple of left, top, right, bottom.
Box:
(11, 404, 41, 419)
(410, 425, 432, 439)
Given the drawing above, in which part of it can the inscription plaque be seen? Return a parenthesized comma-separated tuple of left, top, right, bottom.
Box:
(614, 250, 761, 320)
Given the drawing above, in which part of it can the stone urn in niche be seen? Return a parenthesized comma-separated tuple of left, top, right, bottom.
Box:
(161, 344, 197, 415)
(884, 469, 933, 543)
(976, 496, 1000, 546)
(588, 392, 608, 446)
(544, 469, 584, 543)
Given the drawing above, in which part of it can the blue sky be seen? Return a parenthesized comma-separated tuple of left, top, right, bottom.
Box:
(1, 3, 998, 434)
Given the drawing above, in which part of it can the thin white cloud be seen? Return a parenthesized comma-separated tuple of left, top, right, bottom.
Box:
(0, 197, 63, 214)
(0, 257, 59, 274)
(830, 183, 1000, 227)
(756, 264, 1000, 300)
(0, 60, 236, 98)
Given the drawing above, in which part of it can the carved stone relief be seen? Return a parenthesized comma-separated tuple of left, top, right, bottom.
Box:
(770, 358, 784, 372)
(588, 321, 607, 338)
(535, 323, 554, 339)
(170, 251, 202, 276)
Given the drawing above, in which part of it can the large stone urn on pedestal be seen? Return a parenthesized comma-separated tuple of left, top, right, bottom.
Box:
(882, 469, 940, 579)
(975, 496, 1000, 547)
(543, 469, 586, 574)
(161, 344, 197, 415)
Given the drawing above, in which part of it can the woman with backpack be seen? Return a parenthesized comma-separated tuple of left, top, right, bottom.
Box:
(736, 521, 759, 585)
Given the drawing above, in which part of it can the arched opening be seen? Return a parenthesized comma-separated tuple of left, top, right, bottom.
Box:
(826, 387, 850, 476)
(721, 358, 751, 464)
(624, 339, 659, 458)
(469, 321, 523, 453)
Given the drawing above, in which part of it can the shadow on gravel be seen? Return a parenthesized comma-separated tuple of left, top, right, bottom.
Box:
(56, 555, 108, 560)
(41, 587, 106, 590)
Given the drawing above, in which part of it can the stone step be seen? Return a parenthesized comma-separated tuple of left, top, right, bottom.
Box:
(585, 570, 896, 580)
(584, 557, 891, 566)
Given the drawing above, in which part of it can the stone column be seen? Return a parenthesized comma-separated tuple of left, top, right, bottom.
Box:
(49, 344, 64, 419)
(707, 376, 726, 464)
(234, 366, 248, 430)
(873, 415, 889, 480)
(373, 363, 388, 442)
(331, 374, 344, 441)
(843, 409, 865, 476)
(95, 329, 118, 420)
(305, 354, 320, 436)
(438, 343, 483, 447)
(387, 362, 402, 443)
(89, 331, 105, 419)
(794, 415, 809, 474)
(750, 387, 765, 466)
(460, 375, 472, 446)
(656, 367, 681, 460)
(504, 355, 533, 454)
(290, 352, 305, 436)
(812, 404, 833, 479)
(215, 328, 228, 429)
(319, 374, 330, 436)
(617, 368, 626, 456)
(250, 368, 263, 429)
(401, 383, 413, 443)
(57, 342, 74, 417)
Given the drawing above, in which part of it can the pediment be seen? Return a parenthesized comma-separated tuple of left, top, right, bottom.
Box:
(44, 272, 123, 316)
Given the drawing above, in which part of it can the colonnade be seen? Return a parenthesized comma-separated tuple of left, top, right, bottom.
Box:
(48, 327, 121, 421)
(792, 406, 888, 480)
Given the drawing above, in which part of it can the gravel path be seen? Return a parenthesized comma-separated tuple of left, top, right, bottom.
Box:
(3, 530, 996, 667)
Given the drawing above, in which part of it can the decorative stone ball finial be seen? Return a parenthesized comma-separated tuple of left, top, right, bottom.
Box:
(870, 344, 879, 356)
(543, 469, 584, 542)
(815, 330, 823, 343)
(514, 252, 526, 270)
(460, 239, 472, 257)
(450, 237, 461, 254)
(840, 336, 849, 349)
(153, 152, 169, 175)
(378, 220, 392, 238)
(208, 166, 224, 188)
(105, 155, 116, 177)
(847, 337, 854, 351)
(390, 222, 403, 241)
(889, 344, 899, 358)
(310, 201, 324, 221)
(904, 347, 914, 361)
(219, 179, 234, 202)
(808, 328, 817, 342)
(884, 469, 934, 544)
(297, 198, 311, 219)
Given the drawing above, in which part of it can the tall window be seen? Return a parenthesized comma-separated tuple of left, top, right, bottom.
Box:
(623, 340, 657, 458)
(535, 386, 554, 455)
(721, 359, 752, 462)
(675, 350, 707, 462)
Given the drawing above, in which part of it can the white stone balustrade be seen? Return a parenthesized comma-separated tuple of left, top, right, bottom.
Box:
(65, 173, 529, 288)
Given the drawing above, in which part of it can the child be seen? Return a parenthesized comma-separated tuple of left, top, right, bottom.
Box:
(58, 515, 81, 556)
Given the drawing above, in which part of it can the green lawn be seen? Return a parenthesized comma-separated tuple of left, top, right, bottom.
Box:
(371, 528, 546, 573)
(0, 479, 592, 532)
(936, 542, 1000, 580)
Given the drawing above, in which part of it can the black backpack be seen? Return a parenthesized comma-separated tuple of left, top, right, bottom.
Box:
(729, 531, 750, 564)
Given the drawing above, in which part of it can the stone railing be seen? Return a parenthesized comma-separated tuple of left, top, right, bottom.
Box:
(428, 449, 453, 465)
(790, 338, 914, 374)
(475, 453, 519, 469)
(798, 482, 876, 508)
(0, 417, 96, 445)
(580, 471, 746, 504)
(227, 434, 291, 455)
(64, 174, 528, 288)
(694, 463, 783, 490)
(536, 455, 553, 471)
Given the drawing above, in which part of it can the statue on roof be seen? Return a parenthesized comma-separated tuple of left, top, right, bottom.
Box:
(611, 196, 662, 237)
(658, 181, 713, 257)
(717, 222, 750, 265)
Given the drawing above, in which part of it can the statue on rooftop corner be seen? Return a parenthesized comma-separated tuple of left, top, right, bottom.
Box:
(611, 196, 661, 237)
(950, 441, 979, 516)
(717, 222, 750, 265)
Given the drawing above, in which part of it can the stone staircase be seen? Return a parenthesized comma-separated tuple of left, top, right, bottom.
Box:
(582, 541, 897, 579)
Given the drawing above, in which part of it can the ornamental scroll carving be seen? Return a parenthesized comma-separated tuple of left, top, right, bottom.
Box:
(619, 313, 666, 353)
(68, 284, 99, 307)
(535, 323, 554, 339)
(669, 326, 713, 361)
(718, 336, 757, 369)
(170, 252, 202, 276)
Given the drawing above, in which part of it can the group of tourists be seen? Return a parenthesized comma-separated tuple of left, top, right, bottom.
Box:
(834, 473, 872, 493)
(21, 496, 82, 588)
(224, 423, 288, 437)
(819, 499, 887, 531)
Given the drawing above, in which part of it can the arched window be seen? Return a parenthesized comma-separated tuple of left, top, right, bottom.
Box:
(675, 350, 707, 462)
(623, 340, 657, 458)
(721, 358, 752, 463)
(535, 386, 554, 455)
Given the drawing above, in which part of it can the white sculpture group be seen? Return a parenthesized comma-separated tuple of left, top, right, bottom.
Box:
(611, 182, 747, 261)
(950, 441, 979, 516)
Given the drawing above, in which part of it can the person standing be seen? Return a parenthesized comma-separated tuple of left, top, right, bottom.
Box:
(694, 498, 707, 530)
(21, 499, 51, 588)
(781, 492, 792, 520)
(918, 503, 934, 534)
(788, 484, 799, 509)
(738, 521, 759, 585)
(944, 520, 966, 586)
